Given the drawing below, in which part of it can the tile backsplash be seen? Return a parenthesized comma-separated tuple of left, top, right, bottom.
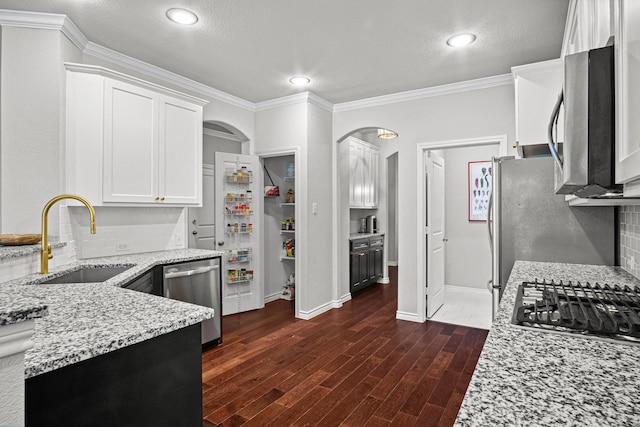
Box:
(66, 206, 187, 259)
(619, 205, 640, 278)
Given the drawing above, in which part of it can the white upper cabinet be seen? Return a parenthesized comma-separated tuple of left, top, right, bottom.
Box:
(348, 137, 379, 209)
(512, 59, 564, 148)
(562, 0, 613, 58)
(614, 0, 640, 188)
(65, 63, 206, 206)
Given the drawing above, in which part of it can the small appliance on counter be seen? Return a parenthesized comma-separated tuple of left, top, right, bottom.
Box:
(366, 215, 377, 233)
(359, 218, 367, 233)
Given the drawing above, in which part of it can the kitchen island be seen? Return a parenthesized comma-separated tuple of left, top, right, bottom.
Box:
(0, 248, 223, 427)
(455, 261, 640, 426)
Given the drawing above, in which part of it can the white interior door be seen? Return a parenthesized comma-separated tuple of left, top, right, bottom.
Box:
(215, 152, 263, 315)
(426, 151, 445, 318)
(188, 165, 215, 249)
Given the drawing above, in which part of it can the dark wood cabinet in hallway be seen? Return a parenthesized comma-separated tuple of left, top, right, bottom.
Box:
(202, 267, 488, 426)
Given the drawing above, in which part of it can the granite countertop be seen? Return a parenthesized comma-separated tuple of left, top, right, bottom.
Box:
(0, 241, 66, 260)
(0, 248, 224, 378)
(455, 261, 640, 426)
(349, 232, 385, 240)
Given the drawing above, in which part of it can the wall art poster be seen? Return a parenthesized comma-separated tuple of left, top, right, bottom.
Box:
(468, 161, 492, 222)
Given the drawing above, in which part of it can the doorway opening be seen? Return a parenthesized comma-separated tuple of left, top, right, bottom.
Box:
(262, 152, 299, 318)
(336, 126, 398, 307)
(188, 121, 247, 251)
(417, 136, 507, 328)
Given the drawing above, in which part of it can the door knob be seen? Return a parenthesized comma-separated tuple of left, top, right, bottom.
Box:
(192, 230, 198, 235)
(217, 240, 225, 246)
(442, 238, 448, 242)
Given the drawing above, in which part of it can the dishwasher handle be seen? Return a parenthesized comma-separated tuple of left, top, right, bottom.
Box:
(164, 265, 218, 279)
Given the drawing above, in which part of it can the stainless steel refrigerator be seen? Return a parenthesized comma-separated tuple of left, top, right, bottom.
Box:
(488, 156, 616, 318)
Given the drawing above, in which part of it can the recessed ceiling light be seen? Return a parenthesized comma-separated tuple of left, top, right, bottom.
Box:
(289, 76, 311, 86)
(166, 8, 198, 25)
(446, 33, 476, 47)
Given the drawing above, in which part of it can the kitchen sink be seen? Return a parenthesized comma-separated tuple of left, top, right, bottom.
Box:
(41, 266, 132, 284)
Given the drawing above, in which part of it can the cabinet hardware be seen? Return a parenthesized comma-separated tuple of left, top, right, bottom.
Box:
(160, 197, 165, 201)
(192, 230, 198, 235)
(155, 196, 160, 201)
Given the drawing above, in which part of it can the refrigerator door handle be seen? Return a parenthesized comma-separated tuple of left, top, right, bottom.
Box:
(487, 191, 493, 252)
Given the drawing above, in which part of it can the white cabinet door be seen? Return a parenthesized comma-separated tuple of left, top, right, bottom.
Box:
(158, 96, 202, 205)
(103, 79, 158, 203)
(349, 142, 364, 207)
(563, 0, 614, 58)
(367, 149, 379, 208)
(512, 59, 563, 147)
(348, 137, 379, 208)
(615, 0, 640, 185)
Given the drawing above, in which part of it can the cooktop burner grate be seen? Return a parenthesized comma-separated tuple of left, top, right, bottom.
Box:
(513, 279, 640, 344)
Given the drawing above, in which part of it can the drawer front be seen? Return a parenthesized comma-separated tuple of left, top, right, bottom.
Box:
(350, 239, 369, 252)
(369, 237, 383, 247)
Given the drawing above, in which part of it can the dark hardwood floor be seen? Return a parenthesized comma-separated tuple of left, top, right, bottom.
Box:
(202, 267, 488, 427)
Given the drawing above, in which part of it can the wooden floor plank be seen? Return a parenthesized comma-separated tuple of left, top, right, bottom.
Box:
(201, 267, 487, 426)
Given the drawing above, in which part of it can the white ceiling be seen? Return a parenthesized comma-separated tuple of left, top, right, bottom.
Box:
(0, 0, 569, 104)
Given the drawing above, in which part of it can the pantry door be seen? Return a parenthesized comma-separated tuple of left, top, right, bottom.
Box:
(426, 151, 445, 318)
(215, 152, 263, 315)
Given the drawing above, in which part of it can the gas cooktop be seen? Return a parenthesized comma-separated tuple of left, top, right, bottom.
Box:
(511, 279, 640, 346)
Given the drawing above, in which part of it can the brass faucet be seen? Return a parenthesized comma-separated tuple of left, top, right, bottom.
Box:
(41, 194, 96, 274)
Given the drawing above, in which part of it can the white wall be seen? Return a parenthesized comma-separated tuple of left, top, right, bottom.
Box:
(255, 98, 335, 317)
(0, 27, 82, 235)
(334, 83, 516, 321)
(306, 103, 334, 306)
(442, 144, 499, 289)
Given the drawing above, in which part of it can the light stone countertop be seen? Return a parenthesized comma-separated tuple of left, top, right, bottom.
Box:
(349, 232, 385, 240)
(455, 261, 640, 427)
(0, 248, 224, 378)
(0, 241, 66, 260)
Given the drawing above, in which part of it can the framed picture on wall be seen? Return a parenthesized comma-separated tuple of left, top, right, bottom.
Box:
(468, 161, 492, 222)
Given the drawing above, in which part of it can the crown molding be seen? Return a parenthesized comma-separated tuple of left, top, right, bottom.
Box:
(333, 73, 514, 113)
(83, 42, 254, 111)
(0, 9, 88, 50)
(254, 92, 310, 112)
(307, 92, 334, 113)
(511, 58, 562, 77)
(65, 62, 208, 105)
(255, 91, 333, 113)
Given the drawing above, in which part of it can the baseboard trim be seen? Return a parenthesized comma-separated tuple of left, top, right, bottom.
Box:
(396, 311, 421, 323)
(388, 261, 398, 266)
(264, 292, 282, 304)
(298, 294, 351, 320)
(378, 276, 390, 284)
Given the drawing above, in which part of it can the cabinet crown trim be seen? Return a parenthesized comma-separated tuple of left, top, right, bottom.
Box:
(511, 58, 562, 78)
(65, 62, 209, 106)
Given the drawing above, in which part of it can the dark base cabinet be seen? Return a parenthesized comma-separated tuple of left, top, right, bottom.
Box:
(350, 235, 384, 294)
(350, 238, 370, 293)
(26, 324, 202, 427)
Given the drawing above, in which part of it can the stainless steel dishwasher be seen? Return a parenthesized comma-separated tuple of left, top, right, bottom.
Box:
(163, 258, 221, 347)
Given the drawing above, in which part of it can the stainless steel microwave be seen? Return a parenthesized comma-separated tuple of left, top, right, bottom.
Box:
(549, 43, 620, 198)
